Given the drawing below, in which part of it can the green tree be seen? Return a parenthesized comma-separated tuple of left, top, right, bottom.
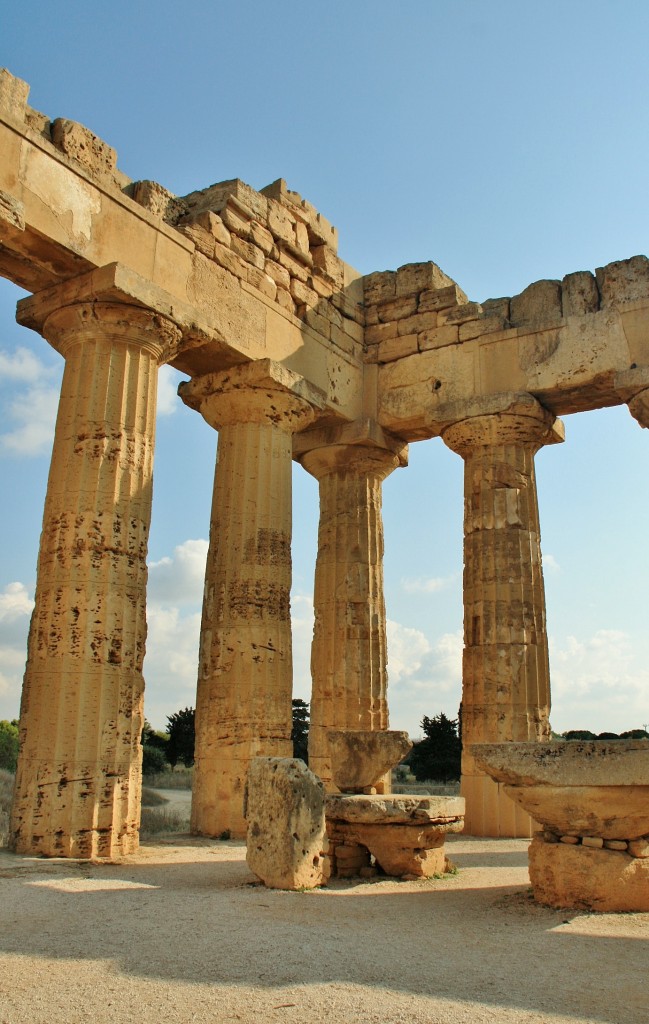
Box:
(166, 707, 195, 767)
(0, 719, 19, 772)
(563, 730, 597, 740)
(620, 729, 649, 739)
(291, 699, 309, 763)
(407, 713, 461, 783)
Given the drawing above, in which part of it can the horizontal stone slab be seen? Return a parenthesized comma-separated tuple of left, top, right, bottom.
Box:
(470, 740, 649, 787)
(325, 793, 464, 824)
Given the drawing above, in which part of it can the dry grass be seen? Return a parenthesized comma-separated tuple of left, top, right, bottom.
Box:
(139, 806, 189, 835)
(141, 787, 169, 807)
(142, 767, 193, 790)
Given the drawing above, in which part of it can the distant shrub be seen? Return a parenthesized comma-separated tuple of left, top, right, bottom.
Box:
(142, 744, 169, 775)
(0, 721, 19, 772)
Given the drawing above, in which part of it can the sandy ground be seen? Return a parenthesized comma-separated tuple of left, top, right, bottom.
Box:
(0, 835, 647, 1024)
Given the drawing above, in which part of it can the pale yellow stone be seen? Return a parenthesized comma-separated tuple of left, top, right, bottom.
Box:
(442, 395, 561, 837)
(245, 757, 326, 890)
(529, 836, 649, 912)
(5, 77, 649, 859)
(180, 363, 321, 838)
(327, 730, 412, 792)
(299, 443, 404, 790)
(10, 298, 179, 859)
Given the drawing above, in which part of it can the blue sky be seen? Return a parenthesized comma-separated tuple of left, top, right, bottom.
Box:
(1, 1, 649, 736)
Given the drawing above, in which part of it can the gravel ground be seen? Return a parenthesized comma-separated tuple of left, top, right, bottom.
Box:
(0, 835, 647, 1024)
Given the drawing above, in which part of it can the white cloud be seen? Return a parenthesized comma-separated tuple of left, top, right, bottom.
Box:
(0, 582, 33, 719)
(549, 629, 649, 734)
(0, 383, 60, 457)
(291, 592, 314, 703)
(148, 539, 208, 605)
(0, 347, 51, 383)
(157, 364, 183, 417)
(387, 621, 463, 736)
(543, 553, 560, 573)
(401, 574, 456, 594)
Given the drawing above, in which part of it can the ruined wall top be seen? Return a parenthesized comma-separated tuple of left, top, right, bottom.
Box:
(3, 66, 649, 443)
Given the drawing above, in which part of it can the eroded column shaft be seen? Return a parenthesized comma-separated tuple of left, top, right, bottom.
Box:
(443, 397, 561, 837)
(11, 302, 178, 858)
(182, 374, 316, 837)
(301, 445, 400, 790)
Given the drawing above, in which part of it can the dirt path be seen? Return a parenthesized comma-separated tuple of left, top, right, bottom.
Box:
(1, 836, 647, 1024)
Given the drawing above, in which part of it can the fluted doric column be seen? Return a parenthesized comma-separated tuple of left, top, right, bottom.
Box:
(179, 361, 321, 837)
(442, 393, 563, 837)
(11, 299, 180, 858)
(299, 443, 404, 790)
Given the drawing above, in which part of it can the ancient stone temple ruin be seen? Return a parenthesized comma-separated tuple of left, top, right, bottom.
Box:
(2, 68, 649, 859)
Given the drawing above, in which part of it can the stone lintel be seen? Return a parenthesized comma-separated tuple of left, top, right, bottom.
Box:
(437, 392, 565, 453)
(293, 416, 408, 465)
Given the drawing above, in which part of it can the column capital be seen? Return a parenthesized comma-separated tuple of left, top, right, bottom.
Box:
(178, 359, 325, 433)
(300, 443, 403, 481)
(17, 264, 183, 364)
(627, 388, 649, 429)
(440, 392, 564, 456)
(42, 302, 182, 362)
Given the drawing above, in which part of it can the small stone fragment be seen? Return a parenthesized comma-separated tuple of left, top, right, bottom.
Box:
(628, 838, 649, 858)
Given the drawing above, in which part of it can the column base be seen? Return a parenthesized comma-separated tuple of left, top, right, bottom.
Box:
(10, 760, 141, 859)
(461, 772, 534, 837)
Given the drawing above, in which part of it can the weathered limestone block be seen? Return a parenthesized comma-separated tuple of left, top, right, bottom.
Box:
(51, 118, 117, 178)
(0, 189, 24, 231)
(562, 271, 599, 316)
(376, 295, 418, 323)
(0, 68, 30, 120)
(510, 280, 562, 328)
(326, 793, 465, 824)
(130, 180, 184, 222)
(299, 442, 405, 790)
(596, 255, 649, 307)
(419, 283, 469, 312)
(504, 785, 649, 840)
(328, 730, 412, 792)
(481, 297, 510, 320)
(396, 261, 456, 297)
(378, 334, 418, 363)
(261, 178, 339, 250)
(529, 836, 649, 912)
(180, 362, 323, 838)
(363, 271, 397, 305)
(245, 757, 326, 891)
(10, 297, 180, 859)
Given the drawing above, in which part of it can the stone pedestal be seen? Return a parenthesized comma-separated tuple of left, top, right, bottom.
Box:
(180, 362, 320, 837)
(442, 394, 563, 837)
(325, 793, 465, 879)
(299, 444, 403, 790)
(473, 740, 649, 911)
(11, 299, 179, 858)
